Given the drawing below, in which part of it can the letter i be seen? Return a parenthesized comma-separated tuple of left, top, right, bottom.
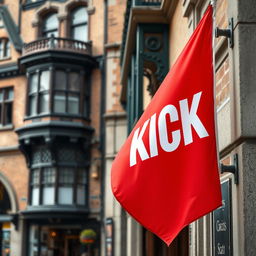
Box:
(149, 114, 158, 158)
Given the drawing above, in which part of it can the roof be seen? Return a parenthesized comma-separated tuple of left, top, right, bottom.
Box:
(0, 6, 23, 52)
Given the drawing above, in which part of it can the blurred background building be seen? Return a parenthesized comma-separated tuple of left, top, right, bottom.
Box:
(0, 0, 126, 255)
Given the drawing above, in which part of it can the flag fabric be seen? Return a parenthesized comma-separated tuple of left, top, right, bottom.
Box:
(111, 5, 222, 245)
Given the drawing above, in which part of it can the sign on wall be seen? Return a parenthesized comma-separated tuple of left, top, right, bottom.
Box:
(213, 179, 233, 256)
(105, 218, 114, 256)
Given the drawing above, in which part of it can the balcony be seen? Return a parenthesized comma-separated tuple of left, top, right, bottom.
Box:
(133, 0, 162, 6)
(20, 35, 96, 69)
(22, 35, 92, 56)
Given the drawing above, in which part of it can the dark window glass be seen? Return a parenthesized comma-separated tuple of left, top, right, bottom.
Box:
(29, 73, 38, 93)
(28, 71, 50, 116)
(27, 69, 89, 118)
(69, 72, 80, 91)
(4, 41, 10, 58)
(0, 87, 13, 126)
(29, 146, 88, 207)
(42, 168, 56, 185)
(5, 103, 12, 125)
(39, 71, 50, 91)
(67, 93, 79, 114)
(54, 92, 66, 113)
(70, 7, 88, 42)
(55, 70, 66, 90)
(39, 93, 49, 113)
(42, 13, 58, 38)
(0, 39, 11, 60)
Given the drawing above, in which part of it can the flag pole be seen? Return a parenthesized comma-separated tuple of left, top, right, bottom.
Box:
(210, 0, 221, 172)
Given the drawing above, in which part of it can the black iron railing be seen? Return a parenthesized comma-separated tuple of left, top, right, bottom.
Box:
(22, 35, 92, 56)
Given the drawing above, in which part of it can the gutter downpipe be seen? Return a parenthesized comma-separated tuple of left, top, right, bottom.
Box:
(100, 0, 108, 255)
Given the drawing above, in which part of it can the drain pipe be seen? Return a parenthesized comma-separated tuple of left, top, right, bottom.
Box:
(100, 0, 108, 255)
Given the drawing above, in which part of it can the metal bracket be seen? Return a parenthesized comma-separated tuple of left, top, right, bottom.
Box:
(215, 18, 234, 48)
(221, 154, 239, 184)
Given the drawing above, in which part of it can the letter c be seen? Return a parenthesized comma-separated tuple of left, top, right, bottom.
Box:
(158, 105, 181, 152)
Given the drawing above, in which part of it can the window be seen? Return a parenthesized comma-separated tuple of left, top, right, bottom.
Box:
(70, 7, 88, 42)
(28, 70, 50, 116)
(53, 70, 80, 114)
(0, 87, 13, 127)
(0, 39, 10, 60)
(27, 68, 89, 118)
(30, 145, 88, 207)
(42, 13, 58, 38)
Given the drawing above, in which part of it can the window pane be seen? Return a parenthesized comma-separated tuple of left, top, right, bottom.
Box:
(72, 25, 88, 42)
(29, 74, 38, 93)
(0, 90, 3, 101)
(39, 93, 49, 113)
(40, 71, 50, 91)
(71, 7, 87, 25)
(43, 187, 54, 205)
(32, 169, 40, 185)
(6, 88, 13, 100)
(55, 70, 66, 90)
(68, 94, 79, 114)
(4, 40, 10, 58)
(4, 103, 12, 125)
(29, 95, 37, 116)
(69, 72, 80, 91)
(59, 168, 74, 184)
(77, 185, 85, 205)
(54, 93, 66, 113)
(42, 168, 56, 184)
(78, 169, 87, 184)
(58, 187, 73, 205)
(43, 13, 58, 37)
(32, 187, 39, 206)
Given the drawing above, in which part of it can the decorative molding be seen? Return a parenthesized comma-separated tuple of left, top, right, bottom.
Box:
(0, 63, 23, 79)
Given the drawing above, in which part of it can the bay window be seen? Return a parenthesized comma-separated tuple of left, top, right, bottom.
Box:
(26, 67, 89, 119)
(30, 145, 88, 207)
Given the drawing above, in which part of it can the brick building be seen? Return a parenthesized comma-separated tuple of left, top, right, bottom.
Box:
(0, 0, 126, 255)
(103, 0, 256, 255)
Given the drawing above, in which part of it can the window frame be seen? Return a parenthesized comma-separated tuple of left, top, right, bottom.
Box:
(25, 65, 90, 120)
(69, 6, 88, 42)
(29, 146, 89, 207)
(0, 87, 14, 128)
(41, 12, 59, 38)
(0, 38, 11, 60)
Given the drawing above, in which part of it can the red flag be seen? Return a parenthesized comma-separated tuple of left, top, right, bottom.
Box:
(111, 5, 222, 245)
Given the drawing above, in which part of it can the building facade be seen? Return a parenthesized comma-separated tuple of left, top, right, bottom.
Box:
(0, 0, 126, 255)
(103, 0, 256, 255)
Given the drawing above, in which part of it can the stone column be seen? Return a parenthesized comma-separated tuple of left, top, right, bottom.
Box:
(228, 1, 256, 255)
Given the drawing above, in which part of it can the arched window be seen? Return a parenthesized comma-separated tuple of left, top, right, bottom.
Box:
(42, 13, 58, 38)
(70, 7, 88, 42)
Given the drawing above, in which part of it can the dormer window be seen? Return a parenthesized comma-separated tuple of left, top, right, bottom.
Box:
(0, 38, 10, 60)
(70, 7, 88, 42)
(42, 13, 58, 38)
